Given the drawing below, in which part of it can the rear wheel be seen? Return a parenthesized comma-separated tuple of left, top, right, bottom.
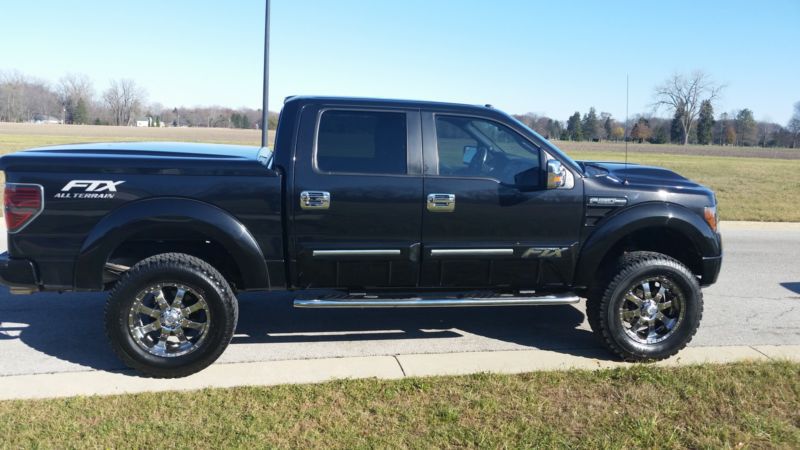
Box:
(587, 251, 702, 361)
(105, 253, 238, 378)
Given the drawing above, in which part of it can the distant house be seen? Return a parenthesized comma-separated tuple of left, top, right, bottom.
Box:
(135, 118, 151, 127)
(32, 114, 61, 124)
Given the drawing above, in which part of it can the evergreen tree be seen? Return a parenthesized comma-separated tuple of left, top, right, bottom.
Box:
(582, 107, 600, 140)
(670, 104, 686, 143)
(73, 98, 88, 125)
(546, 119, 562, 140)
(651, 124, 669, 144)
(603, 116, 613, 140)
(241, 114, 251, 129)
(735, 108, 757, 146)
(696, 100, 714, 145)
(566, 112, 583, 141)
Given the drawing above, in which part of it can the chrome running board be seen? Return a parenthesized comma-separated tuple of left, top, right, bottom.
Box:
(293, 294, 580, 309)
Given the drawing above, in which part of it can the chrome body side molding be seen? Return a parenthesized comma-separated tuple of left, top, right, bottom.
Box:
(429, 248, 514, 256)
(312, 249, 402, 257)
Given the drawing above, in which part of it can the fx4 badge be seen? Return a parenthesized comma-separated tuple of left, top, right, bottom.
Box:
(54, 180, 125, 199)
(522, 247, 564, 258)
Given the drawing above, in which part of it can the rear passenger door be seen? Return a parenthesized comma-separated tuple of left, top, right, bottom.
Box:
(290, 105, 424, 289)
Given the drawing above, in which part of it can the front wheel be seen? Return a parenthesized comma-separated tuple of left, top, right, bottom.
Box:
(105, 253, 238, 378)
(587, 251, 703, 361)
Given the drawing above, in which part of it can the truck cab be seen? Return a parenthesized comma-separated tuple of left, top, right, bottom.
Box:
(277, 97, 584, 291)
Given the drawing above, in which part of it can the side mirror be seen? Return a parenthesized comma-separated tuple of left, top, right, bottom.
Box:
(462, 146, 478, 165)
(546, 160, 566, 189)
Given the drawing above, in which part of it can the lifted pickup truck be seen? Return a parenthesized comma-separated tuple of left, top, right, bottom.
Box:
(0, 96, 722, 377)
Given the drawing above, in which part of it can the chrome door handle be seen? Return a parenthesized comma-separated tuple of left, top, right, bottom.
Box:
(427, 193, 455, 212)
(300, 191, 330, 210)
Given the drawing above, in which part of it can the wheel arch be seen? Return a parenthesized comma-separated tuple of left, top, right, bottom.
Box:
(75, 197, 269, 291)
(574, 202, 720, 289)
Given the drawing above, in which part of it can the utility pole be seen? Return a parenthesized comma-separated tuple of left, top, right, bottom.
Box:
(261, 0, 271, 148)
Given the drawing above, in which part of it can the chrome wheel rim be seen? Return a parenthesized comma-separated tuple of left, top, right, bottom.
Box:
(618, 276, 685, 344)
(127, 283, 211, 358)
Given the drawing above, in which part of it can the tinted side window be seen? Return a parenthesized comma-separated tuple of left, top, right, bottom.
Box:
(317, 110, 407, 174)
(435, 115, 541, 187)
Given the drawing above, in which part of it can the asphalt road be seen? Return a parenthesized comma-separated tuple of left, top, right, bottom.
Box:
(0, 222, 798, 377)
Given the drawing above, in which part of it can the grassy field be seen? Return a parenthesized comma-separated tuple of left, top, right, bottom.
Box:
(0, 361, 797, 448)
(1, 123, 799, 221)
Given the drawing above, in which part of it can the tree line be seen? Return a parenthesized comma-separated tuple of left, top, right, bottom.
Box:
(515, 105, 799, 149)
(2, 69, 798, 147)
(0, 71, 278, 130)
(519, 71, 799, 148)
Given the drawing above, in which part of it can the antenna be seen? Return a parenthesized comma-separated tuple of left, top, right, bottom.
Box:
(260, 0, 271, 148)
(624, 74, 629, 179)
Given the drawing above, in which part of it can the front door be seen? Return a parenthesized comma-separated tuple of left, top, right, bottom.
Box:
(291, 106, 424, 289)
(421, 112, 584, 289)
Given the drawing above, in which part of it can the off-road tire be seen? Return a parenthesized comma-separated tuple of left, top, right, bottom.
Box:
(586, 251, 703, 361)
(105, 253, 238, 378)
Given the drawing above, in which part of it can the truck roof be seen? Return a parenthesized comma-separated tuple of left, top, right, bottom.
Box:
(284, 95, 496, 113)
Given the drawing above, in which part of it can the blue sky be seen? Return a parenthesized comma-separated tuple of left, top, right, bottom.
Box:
(2, 0, 798, 123)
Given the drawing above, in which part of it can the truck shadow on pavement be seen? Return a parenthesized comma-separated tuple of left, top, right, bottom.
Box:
(234, 292, 599, 350)
(0, 289, 603, 374)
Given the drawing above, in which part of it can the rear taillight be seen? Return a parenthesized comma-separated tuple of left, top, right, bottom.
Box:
(4, 183, 43, 233)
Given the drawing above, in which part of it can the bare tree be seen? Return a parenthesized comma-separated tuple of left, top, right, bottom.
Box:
(653, 71, 723, 145)
(58, 73, 95, 124)
(103, 79, 146, 126)
(0, 70, 61, 122)
(788, 101, 800, 148)
(0, 71, 26, 121)
(58, 73, 94, 103)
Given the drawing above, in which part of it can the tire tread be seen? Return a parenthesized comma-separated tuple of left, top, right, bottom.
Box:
(587, 251, 703, 361)
(105, 253, 238, 378)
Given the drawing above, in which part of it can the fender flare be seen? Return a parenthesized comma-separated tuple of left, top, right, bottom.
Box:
(75, 197, 269, 290)
(573, 202, 720, 287)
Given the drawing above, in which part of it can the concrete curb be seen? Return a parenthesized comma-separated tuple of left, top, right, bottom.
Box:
(0, 345, 797, 401)
(719, 221, 800, 231)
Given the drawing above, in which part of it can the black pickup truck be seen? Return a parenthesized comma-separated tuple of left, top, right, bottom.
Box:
(0, 96, 722, 377)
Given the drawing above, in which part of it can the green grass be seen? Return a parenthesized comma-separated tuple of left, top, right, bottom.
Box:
(1, 129, 798, 221)
(0, 362, 797, 448)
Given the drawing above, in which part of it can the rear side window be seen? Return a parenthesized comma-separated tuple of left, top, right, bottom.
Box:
(316, 110, 407, 175)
